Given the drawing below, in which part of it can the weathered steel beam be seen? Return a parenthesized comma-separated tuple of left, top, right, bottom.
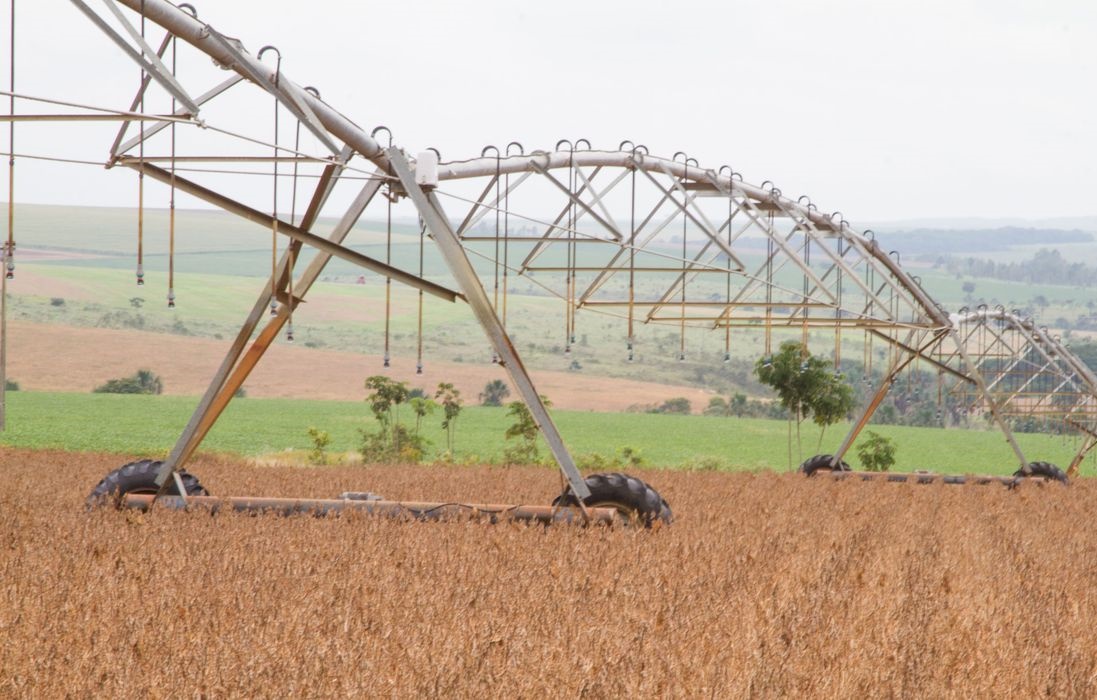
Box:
(388, 148, 591, 502)
(123, 494, 619, 525)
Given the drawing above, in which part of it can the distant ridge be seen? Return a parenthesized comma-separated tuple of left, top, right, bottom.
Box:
(872, 227, 1092, 254)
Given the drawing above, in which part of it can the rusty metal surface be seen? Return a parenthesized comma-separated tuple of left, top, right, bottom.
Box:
(123, 494, 619, 525)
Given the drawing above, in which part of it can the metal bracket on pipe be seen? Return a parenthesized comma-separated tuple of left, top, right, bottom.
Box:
(387, 147, 591, 502)
(204, 26, 342, 156)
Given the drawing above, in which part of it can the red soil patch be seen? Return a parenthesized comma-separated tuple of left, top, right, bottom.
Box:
(5, 320, 714, 411)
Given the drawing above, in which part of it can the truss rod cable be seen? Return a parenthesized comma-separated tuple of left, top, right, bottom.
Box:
(0, 89, 199, 125)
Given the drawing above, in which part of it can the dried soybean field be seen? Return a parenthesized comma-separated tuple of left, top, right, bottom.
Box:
(3, 448, 1097, 697)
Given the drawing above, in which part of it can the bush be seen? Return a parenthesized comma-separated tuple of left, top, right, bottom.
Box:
(503, 396, 551, 465)
(359, 375, 425, 464)
(93, 369, 163, 395)
(49, 297, 65, 307)
(479, 379, 510, 407)
(306, 427, 330, 466)
(4, 379, 18, 391)
(576, 446, 647, 471)
(648, 397, 692, 415)
(856, 430, 896, 472)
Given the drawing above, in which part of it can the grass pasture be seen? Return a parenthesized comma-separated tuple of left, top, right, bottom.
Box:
(0, 391, 1087, 475)
(2, 449, 1096, 696)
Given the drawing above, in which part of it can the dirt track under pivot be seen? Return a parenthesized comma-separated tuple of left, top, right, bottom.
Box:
(3, 448, 1097, 696)
(5, 320, 715, 411)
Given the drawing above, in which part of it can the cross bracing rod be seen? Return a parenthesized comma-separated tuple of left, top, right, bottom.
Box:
(518, 166, 610, 271)
(114, 75, 243, 157)
(0, 113, 187, 122)
(645, 163, 743, 267)
(124, 161, 461, 303)
(109, 0, 387, 166)
(107, 25, 173, 159)
(70, 0, 199, 114)
(156, 167, 386, 484)
(529, 162, 623, 241)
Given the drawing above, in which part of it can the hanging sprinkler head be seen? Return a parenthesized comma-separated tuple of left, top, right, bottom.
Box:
(762, 356, 773, 368)
(135, 264, 144, 286)
(723, 352, 731, 363)
(5, 258, 13, 280)
(678, 353, 686, 362)
(269, 300, 278, 316)
(383, 354, 390, 369)
(800, 360, 809, 372)
(416, 363, 423, 376)
(286, 322, 294, 343)
(491, 351, 499, 364)
(167, 289, 175, 309)
(564, 345, 571, 358)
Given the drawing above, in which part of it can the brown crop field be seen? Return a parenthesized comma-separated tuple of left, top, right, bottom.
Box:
(3, 447, 1097, 696)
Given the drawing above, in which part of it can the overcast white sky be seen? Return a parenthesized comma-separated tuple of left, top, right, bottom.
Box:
(6, 0, 1097, 223)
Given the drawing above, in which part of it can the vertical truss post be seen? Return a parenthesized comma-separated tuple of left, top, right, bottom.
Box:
(388, 148, 590, 501)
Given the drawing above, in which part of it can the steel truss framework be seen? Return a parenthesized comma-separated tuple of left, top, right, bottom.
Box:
(4, 0, 1095, 489)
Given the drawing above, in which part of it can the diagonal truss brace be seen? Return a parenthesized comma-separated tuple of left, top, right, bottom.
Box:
(388, 148, 591, 501)
(154, 167, 389, 486)
(69, 0, 200, 114)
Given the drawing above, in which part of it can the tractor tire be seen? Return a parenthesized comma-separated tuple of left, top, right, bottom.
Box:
(553, 472, 672, 527)
(86, 459, 209, 508)
(800, 454, 851, 476)
(1013, 461, 1068, 483)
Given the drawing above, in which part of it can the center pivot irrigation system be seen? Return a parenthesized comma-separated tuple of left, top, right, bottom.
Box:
(2, 1, 1089, 524)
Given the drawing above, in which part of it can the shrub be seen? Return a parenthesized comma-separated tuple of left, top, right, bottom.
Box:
(435, 383, 463, 457)
(93, 369, 163, 395)
(49, 297, 65, 307)
(857, 430, 897, 472)
(359, 375, 425, 464)
(4, 379, 18, 391)
(649, 397, 692, 415)
(503, 396, 551, 465)
(576, 446, 646, 471)
(479, 379, 510, 407)
(306, 427, 330, 466)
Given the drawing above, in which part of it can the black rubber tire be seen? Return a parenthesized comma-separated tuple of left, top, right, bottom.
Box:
(86, 459, 209, 508)
(1013, 461, 1068, 483)
(552, 472, 672, 527)
(800, 454, 851, 476)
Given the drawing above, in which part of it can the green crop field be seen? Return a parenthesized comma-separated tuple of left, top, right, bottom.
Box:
(0, 391, 1086, 476)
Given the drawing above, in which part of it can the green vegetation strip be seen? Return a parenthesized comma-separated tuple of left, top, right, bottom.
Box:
(2, 391, 1088, 476)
